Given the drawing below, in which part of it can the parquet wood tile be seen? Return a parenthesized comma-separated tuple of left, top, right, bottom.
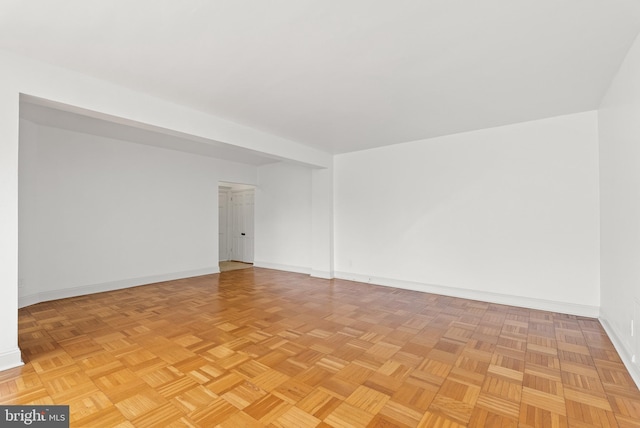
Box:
(376, 400, 422, 427)
(325, 401, 375, 428)
(1, 268, 639, 427)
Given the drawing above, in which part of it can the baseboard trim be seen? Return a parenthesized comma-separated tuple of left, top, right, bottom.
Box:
(18, 267, 220, 308)
(0, 348, 23, 372)
(599, 313, 640, 389)
(18, 292, 41, 309)
(310, 270, 334, 279)
(253, 261, 311, 275)
(252, 262, 331, 279)
(334, 271, 599, 318)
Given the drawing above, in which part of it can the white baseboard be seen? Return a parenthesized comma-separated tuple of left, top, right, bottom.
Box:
(310, 269, 334, 279)
(18, 293, 41, 309)
(18, 266, 220, 308)
(0, 348, 23, 372)
(334, 271, 600, 318)
(599, 313, 640, 389)
(253, 261, 311, 275)
(252, 262, 331, 279)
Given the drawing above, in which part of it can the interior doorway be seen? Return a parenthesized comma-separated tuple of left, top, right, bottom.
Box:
(219, 182, 255, 264)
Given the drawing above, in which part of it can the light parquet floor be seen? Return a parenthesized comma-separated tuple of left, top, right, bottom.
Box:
(219, 261, 254, 272)
(2, 268, 640, 427)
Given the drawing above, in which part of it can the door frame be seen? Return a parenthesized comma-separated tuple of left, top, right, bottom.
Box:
(219, 182, 255, 264)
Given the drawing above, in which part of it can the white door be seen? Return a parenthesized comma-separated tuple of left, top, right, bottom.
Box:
(230, 189, 254, 263)
(218, 190, 229, 261)
(242, 190, 255, 263)
(231, 191, 244, 261)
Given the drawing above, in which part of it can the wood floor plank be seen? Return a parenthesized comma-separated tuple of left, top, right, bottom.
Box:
(0, 268, 638, 426)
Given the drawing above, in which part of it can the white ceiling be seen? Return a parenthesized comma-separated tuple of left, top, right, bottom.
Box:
(20, 99, 281, 165)
(3, 0, 640, 155)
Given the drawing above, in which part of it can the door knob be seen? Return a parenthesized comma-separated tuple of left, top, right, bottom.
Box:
(241, 233, 246, 236)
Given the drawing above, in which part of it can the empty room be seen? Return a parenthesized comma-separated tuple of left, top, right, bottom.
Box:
(1, 1, 640, 426)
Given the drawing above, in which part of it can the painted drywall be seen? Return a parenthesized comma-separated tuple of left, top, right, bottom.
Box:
(335, 111, 600, 316)
(0, 47, 332, 370)
(599, 31, 640, 387)
(18, 121, 257, 306)
(311, 165, 334, 278)
(0, 89, 21, 370)
(255, 162, 312, 273)
(17, 120, 40, 300)
(10, 53, 332, 169)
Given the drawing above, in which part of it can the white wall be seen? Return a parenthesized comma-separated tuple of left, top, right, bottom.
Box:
(311, 165, 334, 278)
(17, 120, 40, 300)
(0, 88, 21, 370)
(599, 31, 640, 386)
(0, 48, 330, 371)
(18, 121, 257, 306)
(335, 111, 601, 316)
(255, 162, 312, 273)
